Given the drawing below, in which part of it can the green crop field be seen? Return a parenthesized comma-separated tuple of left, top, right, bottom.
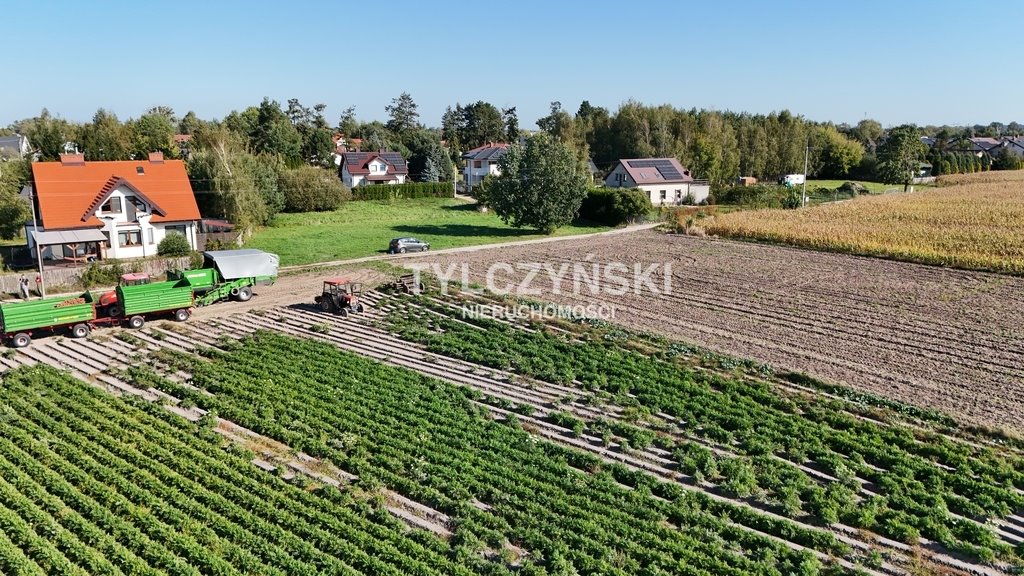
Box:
(246, 198, 611, 266)
(1, 287, 1022, 574)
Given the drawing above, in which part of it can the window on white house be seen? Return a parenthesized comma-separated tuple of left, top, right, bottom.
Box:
(165, 225, 187, 237)
(675, 190, 682, 199)
(660, 190, 667, 200)
(103, 197, 122, 214)
(118, 230, 141, 247)
(474, 160, 482, 169)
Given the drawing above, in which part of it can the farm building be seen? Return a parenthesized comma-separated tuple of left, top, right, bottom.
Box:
(340, 151, 408, 186)
(26, 153, 201, 263)
(604, 158, 710, 205)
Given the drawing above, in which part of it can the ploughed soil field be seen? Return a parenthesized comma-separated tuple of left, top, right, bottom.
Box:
(408, 229, 1024, 433)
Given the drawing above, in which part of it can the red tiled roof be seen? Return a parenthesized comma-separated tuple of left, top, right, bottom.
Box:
(31, 157, 200, 230)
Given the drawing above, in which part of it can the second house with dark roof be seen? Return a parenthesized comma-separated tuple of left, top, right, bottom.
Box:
(340, 151, 409, 187)
(604, 158, 710, 205)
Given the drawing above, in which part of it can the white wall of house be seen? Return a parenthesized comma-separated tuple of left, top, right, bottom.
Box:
(604, 164, 636, 188)
(342, 164, 406, 187)
(639, 183, 710, 206)
(464, 160, 501, 187)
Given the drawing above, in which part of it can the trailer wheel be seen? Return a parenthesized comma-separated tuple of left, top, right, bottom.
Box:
(11, 333, 30, 348)
(174, 309, 191, 322)
(71, 324, 90, 339)
(235, 286, 253, 302)
(128, 315, 145, 329)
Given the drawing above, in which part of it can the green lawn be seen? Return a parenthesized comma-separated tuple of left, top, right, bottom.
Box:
(805, 179, 897, 194)
(246, 198, 612, 266)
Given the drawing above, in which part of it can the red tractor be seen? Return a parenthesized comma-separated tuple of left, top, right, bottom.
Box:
(97, 273, 152, 318)
(314, 278, 365, 316)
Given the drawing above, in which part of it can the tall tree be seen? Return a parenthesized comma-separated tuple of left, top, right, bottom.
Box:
(80, 108, 131, 160)
(502, 106, 519, 142)
(337, 106, 358, 137)
(489, 133, 588, 234)
(385, 92, 419, 135)
(131, 109, 178, 158)
(19, 109, 78, 160)
(0, 158, 30, 239)
(252, 98, 302, 165)
(178, 111, 203, 135)
(876, 125, 927, 191)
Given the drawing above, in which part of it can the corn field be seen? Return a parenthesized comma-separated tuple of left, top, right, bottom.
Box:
(704, 171, 1024, 274)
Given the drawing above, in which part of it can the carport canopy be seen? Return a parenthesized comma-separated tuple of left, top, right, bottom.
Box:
(31, 229, 107, 245)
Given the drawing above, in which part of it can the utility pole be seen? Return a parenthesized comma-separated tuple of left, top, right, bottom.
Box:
(802, 140, 809, 207)
(28, 187, 46, 298)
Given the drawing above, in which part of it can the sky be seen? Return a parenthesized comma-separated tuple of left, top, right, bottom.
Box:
(2, 0, 1020, 130)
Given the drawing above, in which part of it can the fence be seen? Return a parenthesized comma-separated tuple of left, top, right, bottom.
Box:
(0, 255, 192, 298)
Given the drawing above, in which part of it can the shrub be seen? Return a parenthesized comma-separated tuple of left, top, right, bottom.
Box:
(578, 187, 652, 225)
(157, 232, 192, 257)
(279, 166, 351, 212)
(351, 181, 452, 201)
(715, 184, 796, 208)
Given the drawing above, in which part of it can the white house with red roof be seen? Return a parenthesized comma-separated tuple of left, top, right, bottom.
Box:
(26, 153, 200, 262)
(340, 151, 408, 187)
(462, 143, 509, 188)
(604, 158, 710, 205)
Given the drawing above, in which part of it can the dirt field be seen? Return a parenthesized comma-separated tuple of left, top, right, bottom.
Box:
(405, 230, 1024, 432)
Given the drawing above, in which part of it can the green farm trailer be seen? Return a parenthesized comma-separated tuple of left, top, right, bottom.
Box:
(169, 249, 279, 306)
(0, 292, 98, 347)
(116, 279, 195, 329)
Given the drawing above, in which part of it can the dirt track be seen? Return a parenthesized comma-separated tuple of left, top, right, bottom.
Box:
(405, 230, 1024, 432)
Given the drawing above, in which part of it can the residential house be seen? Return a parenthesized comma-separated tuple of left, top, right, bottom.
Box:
(331, 134, 363, 166)
(462, 143, 509, 188)
(173, 134, 193, 158)
(26, 153, 201, 262)
(340, 151, 408, 187)
(0, 134, 32, 159)
(586, 158, 600, 183)
(604, 158, 710, 205)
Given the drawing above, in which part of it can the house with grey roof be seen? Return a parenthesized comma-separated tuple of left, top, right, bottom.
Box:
(340, 151, 408, 187)
(0, 134, 32, 159)
(604, 158, 710, 205)
(462, 143, 509, 188)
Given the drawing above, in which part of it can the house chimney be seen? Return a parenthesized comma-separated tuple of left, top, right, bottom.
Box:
(148, 152, 164, 163)
(60, 153, 85, 166)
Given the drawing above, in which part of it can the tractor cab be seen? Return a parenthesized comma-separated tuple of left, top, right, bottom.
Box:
(314, 277, 365, 316)
(98, 273, 153, 313)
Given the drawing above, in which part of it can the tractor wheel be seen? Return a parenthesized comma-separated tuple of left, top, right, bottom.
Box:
(319, 298, 332, 312)
(355, 303, 365, 313)
(107, 305, 123, 318)
(11, 333, 30, 348)
(339, 308, 349, 318)
(398, 247, 407, 254)
(128, 315, 145, 330)
(235, 286, 253, 302)
(174, 309, 191, 322)
(71, 324, 90, 339)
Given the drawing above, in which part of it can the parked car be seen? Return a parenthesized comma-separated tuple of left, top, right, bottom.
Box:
(389, 237, 430, 254)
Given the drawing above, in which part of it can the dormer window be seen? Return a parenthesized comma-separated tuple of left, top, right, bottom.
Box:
(103, 197, 122, 214)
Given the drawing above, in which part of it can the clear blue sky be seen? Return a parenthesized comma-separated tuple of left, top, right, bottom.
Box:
(3, 0, 1019, 129)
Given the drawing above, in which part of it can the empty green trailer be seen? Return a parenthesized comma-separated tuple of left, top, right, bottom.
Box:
(116, 278, 195, 329)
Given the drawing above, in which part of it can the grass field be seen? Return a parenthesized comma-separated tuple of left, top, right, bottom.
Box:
(705, 171, 1024, 274)
(246, 198, 611, 266)
(805, 180, 898, 194)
